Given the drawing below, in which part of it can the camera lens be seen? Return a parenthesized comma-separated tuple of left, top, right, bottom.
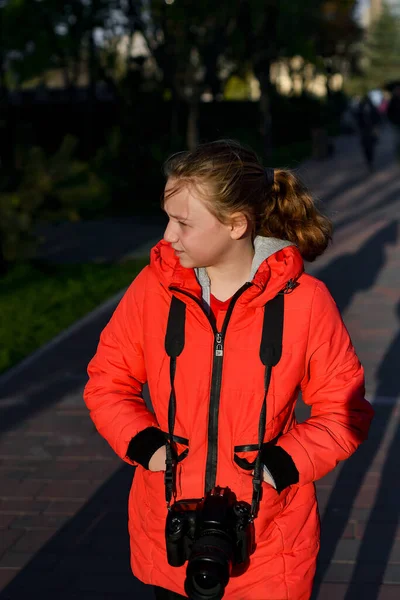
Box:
(185, 561, 226, 600)
(193, 573, 221, 596)
(193, 572, 220, 592)
(185, 534, 231, 600)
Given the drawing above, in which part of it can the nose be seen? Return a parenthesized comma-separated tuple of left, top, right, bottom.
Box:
(163, 220, 179, 244)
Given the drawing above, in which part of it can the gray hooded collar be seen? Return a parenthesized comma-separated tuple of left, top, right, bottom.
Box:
(195, 236, 294, 312)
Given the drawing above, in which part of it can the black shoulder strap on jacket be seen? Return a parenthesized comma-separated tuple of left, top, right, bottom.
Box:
(259, 293, 284, 367)
(165, 295, 186, 358)
(164, 296, 186, 506)
(251, 292, 284, 518)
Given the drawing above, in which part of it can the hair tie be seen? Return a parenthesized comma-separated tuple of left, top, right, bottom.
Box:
(264, 167, 275, 188)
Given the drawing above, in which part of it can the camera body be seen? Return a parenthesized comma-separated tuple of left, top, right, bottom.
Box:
(165, 487, 255, 600)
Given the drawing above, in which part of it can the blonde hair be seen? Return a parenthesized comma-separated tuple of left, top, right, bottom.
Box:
(162, 139, 332, 262)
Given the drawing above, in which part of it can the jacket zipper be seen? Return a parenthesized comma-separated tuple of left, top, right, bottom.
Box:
(169, 282, 252, 495)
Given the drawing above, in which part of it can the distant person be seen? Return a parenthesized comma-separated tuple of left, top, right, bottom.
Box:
(84, 140, 374, 600)
(356, 93, 381, 171)
(378, 96, 389, 116)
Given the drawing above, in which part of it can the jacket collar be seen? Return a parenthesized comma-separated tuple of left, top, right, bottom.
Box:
(150, 237, 304, 307)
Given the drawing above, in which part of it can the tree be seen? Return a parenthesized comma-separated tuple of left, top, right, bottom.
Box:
(142, 1, 328, 155)
(143, 1, 239, 150)
(228, 0, 326, 157)
(363, 1, 400, 89)
(0, 0, 142, 159)
(317, 1, 362, 85)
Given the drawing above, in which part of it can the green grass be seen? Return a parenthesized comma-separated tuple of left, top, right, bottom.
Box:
(0, 259, 148, 375)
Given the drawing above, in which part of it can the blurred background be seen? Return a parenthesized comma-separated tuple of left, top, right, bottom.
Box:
(0, 3, 400, 599)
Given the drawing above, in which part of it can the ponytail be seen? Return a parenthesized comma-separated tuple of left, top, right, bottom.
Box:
(258, 169, 332, 262)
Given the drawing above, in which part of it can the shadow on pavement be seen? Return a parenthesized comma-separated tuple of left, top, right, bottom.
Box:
(331, 170, 400, 235)
(316, 220, 398, 314)
(319, 172, 382, 210)
(0, 305, 117, 435)
(311, 309, 400, 597)
(0, 466, 154, 600)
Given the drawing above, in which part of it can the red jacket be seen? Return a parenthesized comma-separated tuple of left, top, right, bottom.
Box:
(84, 239, 373, 599)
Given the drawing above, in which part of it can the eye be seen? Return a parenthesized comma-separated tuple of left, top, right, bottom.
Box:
(178, 221, 188, 227)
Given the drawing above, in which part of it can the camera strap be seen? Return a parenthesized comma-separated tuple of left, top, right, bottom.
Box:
(164, 295, 186, 506)
(251, 292, 284, 518)
(164, 291, 284, 515)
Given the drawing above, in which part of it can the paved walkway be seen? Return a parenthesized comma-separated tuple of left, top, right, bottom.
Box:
(0, 126, 399, 599)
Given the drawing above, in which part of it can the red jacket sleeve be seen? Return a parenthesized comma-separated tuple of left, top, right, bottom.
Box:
(83, 266, 160, 465)
(276, 281, 374, 486)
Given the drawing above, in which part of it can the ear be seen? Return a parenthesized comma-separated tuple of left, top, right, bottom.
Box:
(228, 212, 249, 240)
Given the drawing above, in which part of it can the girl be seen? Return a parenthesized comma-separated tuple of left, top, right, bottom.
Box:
(83, 139, 374, 600)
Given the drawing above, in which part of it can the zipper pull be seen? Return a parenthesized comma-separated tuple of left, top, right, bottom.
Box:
(215, 333, 224, 357)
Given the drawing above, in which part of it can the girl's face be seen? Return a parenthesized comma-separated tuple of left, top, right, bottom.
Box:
(163, 179, 235, 269)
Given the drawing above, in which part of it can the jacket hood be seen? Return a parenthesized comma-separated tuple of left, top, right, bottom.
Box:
(150, 236, 304, 307)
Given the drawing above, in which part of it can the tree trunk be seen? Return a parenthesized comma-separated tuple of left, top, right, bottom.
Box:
(186, 95, 199, 151)
(258, 68, 273, 161)
(170, 94, 180, 146)
(0, 4, 12, 171)
(0, 230, 8, 276)
(253, 2, 278, 162)
(85, 27, 97, 158)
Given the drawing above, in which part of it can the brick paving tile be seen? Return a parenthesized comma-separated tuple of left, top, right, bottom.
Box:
(314, 583, 400, 600)
(0, 499, 49, 515)
(321, 539, 400, 565)
(36, 480, 102, 500)
(378, 586, 400, 600)
(9, 514, 71, 530)
(383, 564, 400, 584)
(9, 530, 57, 554)
(0, 480, 45, 500)
(0, 570, 18, 591)
(28, 461, 81, 478)
(0, 515, 14, 529)
(312, 583, 349, 600)
(356, 522, 400, 541)
(0, 469, 37, 481)
(0, 531, 24, 559)
(0, 462, 37, 471)
(43, 500, 87, 515)
(0, 552, 35, 570)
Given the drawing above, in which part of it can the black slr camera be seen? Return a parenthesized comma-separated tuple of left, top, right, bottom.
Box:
(165, 486, 255, 600)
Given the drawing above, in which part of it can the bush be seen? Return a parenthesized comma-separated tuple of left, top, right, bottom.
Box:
(0, 135, 109, 266)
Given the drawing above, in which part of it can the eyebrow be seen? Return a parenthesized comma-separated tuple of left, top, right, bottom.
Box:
(163, 209, 190, 221)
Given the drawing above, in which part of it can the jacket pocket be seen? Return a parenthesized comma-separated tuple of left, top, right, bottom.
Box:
(233, 433, 282, 475)
(232, 441, 287, 542)
(141, 433, 189, 513)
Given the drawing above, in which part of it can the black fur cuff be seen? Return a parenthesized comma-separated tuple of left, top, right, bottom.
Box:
(126, 427, 166, 469)
(261, 445, 299, 493)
